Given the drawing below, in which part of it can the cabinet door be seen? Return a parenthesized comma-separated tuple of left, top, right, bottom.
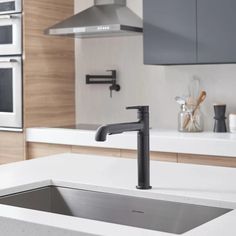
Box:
(143, 0, 197, 65)
(197, 0, 236, 63)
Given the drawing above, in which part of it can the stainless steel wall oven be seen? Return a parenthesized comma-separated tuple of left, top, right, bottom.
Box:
(0, 0, 21, 15)
(0, 13, 22, 55)
(0, 0, 22, 131)
(0, 56, 22, 130)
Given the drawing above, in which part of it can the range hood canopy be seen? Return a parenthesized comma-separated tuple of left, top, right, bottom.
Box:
(45, 0, 143, 38)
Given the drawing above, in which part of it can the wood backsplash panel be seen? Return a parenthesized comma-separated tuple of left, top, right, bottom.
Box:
(23, 0, 75, 128)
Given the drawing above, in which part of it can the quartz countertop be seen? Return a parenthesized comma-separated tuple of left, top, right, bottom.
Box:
(0, 153, 236, 235)
(26, 127, 236, 157)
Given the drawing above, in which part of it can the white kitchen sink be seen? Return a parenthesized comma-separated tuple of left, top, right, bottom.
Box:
(0, 186, 232, 234)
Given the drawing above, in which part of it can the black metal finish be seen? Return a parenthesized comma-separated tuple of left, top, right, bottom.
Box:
(86, 70, 120, 97)
(214, 105, 227, 133)
(95, 106, 151, 190)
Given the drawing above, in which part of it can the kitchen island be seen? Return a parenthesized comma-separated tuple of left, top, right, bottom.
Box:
(0, 153, 236, 235)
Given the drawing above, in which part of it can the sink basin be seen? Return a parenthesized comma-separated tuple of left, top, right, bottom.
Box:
(0, 186, 231, 234)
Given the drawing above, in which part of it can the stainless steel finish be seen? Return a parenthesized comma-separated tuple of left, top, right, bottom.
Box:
(0, 13, 22, 55)
(95, 0, 126, 5)
(0, 56, 22, 130)
(0, 15, 20, 19)
(0, 58, 18, 63)
(0, 186, 232, 234)
(0, 14, 11, 19)
(0, 0, 22, 130)
(46, 0, 142, 38)
(0, 0, 22, 15)
(0, 127, 23, 132)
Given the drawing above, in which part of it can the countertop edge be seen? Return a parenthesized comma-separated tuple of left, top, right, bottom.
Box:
(26, 128, 236, 157)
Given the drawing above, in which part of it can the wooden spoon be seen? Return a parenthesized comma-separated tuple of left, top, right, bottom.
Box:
(183, 91, 207, 129)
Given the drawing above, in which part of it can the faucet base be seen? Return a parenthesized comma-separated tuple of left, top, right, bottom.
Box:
(136, 185, 152, 190)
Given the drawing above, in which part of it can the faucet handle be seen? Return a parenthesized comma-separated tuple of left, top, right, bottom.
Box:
(126, 106, 149, 113)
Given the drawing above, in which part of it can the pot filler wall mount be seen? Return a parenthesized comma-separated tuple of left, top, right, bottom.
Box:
(86, 70, 120, 97)
(45, 0, 143, 38)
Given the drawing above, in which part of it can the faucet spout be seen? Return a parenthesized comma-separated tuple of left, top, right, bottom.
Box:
(95, 122, 143, 141)
(95, 106, 152, 190)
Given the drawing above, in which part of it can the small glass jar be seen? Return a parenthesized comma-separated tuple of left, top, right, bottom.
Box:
(178, 104, 188, 132)
(178, 105, 204, 132)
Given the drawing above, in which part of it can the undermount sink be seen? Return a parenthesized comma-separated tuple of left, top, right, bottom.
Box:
(0, 186, 232, 234)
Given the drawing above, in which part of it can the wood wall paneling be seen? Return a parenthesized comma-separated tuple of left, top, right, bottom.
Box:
(27, 143, 72, 159)
(0, 132, 25, 164)
(150, 151, 178, 162)
(72, 146, 121, 157)
(120, 149, 178, 162)
(1, 0, 75, 165)
(178, 153, 236, 168)
(28, 143, 178, 162)
(26, 143, 236, 168)
(23, 0, 75, 128)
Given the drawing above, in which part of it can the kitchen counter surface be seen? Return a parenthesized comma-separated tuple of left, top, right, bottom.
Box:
(26, 127, 236, 157)
(0, 153, 236, 235)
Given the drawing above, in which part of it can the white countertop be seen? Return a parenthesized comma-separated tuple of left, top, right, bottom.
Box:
(26, 127, 236, 157)
(0, 153, 236, 235)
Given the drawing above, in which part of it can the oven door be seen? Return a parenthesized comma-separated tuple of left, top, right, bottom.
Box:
(0, 13, 21, 55)
(0, 56, 22, 131)
(0, 0, 21, 15)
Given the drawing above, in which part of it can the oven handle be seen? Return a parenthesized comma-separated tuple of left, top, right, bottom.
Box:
(0, 15, 19, 19)
(0, 59, 19, 63)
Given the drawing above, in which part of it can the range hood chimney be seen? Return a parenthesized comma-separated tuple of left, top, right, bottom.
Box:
(45, 0, 143, 38)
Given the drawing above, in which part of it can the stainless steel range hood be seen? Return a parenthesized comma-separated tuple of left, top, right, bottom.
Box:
(45, 0, 143, 38)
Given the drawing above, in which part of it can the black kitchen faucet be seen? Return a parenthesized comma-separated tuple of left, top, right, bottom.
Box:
(95, 106, 152, 190)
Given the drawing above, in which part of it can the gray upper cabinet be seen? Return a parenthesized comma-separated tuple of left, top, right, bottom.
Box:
(144, 0, 197, 65)
(197, 0, 236, 63)
(144, 0, 236, 65)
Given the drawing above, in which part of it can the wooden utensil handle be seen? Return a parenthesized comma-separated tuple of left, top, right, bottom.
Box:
(183, 91, 207, 129)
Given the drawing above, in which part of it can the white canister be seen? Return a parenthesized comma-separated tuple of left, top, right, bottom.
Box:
(229, 114, 236, 133)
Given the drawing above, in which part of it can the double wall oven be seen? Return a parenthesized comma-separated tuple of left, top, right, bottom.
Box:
(0, 0, 22, 131)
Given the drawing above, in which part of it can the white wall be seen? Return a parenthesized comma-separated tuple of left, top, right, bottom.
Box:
(75, 0, 236, 131)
